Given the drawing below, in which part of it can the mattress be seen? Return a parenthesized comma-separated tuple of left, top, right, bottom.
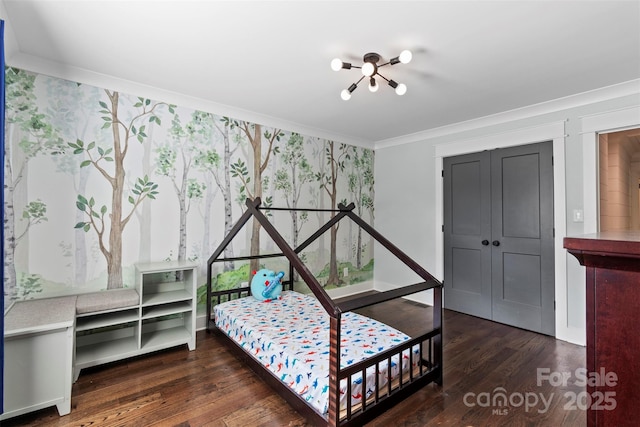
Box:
(214, 290, 419, 415)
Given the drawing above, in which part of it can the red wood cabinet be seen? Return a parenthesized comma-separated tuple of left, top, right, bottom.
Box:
(564, 232, 640, 427)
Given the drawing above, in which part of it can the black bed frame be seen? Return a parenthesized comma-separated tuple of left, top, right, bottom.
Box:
(206, 198, 443, 427)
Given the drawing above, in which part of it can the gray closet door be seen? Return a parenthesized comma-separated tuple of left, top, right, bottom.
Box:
(490, 142, 555, 335)
(443, 151, 492, 319)
(443, 141, 555, 336)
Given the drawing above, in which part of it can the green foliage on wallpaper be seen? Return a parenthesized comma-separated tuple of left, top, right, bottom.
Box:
(212, 264, 251, 292)
(17, 273, 44, 299)
(3, 67, 375, 306)
(67, 92, 174, 291)
(317, 259, 374, 289)
(3, 67, 66, 308)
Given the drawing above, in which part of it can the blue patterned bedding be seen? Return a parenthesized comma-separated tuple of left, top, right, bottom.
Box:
(214, 290, 419, 415)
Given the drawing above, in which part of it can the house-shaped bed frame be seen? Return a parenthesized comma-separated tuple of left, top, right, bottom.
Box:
(206, 198, 443, 427)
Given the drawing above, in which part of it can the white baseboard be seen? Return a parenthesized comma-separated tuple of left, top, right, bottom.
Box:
(325, 281, 375, 299)
(373, 281, 434, 306)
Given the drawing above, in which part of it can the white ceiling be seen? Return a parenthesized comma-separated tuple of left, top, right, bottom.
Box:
(2, 0, 639, 149)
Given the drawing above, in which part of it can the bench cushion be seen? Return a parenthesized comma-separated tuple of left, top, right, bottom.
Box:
(76, 289, 140, 314)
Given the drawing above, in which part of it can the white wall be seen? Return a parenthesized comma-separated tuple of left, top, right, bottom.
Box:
(374, 81, 640, 345)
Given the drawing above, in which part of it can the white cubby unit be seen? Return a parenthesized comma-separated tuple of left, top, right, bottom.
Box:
(138, 261, 197, 352)
(73, 261, 198, 381)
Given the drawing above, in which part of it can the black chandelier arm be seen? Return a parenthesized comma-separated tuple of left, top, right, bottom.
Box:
(376, 56, 405, 68)
(338, 62, 363, 71)
(372, 73, 402, 90)
(342, 60, 401, 70)
(375, 72, 391, 83)
(350, 75, 366, 87)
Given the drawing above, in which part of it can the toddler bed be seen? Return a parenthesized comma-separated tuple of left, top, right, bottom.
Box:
(207, 198, 443, 427)
(215, 290, 422, 415)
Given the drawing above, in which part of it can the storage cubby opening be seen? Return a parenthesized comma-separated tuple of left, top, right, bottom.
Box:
(141, 313, 192, 349)
(76, 308, 139, 332)
(142, 301, 191, 319)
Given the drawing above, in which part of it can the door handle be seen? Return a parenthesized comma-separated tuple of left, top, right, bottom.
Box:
(481, 240, 490, 246)
(492, 240, 500, 246)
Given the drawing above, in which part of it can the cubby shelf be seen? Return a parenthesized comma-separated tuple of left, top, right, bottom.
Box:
(141, 326, 192, 350)
(76, 308, 139, 332)
(75, 336, 139, 366)
(142, 301, 192, 319)
(73, 261, 198, 381)
(142, 289, 193, 306)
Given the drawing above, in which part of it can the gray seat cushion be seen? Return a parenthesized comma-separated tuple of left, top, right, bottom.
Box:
(76, 289, 140, 314)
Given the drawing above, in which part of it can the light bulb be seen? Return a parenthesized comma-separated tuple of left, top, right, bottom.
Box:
(395, 83, 407, 96)
(399, 50, 412, 64)
(368, 78, 378, 93)
(361, 62, 375, 77)
(331, 58, 343, 71)
(341, 89, 352, 101)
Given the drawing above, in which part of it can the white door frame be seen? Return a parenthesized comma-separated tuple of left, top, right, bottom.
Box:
(433, 121, 569, 340)
(581, 106, 640, 234)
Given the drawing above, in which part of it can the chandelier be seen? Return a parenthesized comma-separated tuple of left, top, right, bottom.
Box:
(331, 50, 412, 100)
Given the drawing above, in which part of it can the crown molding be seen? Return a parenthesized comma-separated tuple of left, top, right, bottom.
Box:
(375, 79, 640, 150)
(6, 52, 373, 150)
(6, 47, 638, 152)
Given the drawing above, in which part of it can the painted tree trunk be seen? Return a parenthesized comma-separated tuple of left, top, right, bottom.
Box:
(314, 138, 326, 273)
(249, 125, 262, 275)
(174, 163, 188, 282)
(356, 225, 362, 270)
(355, 191, 363, 270)
(291, 161, 299, 247)
(222, 124, 235, 271)
(292, 211, 298, 248)
(106, 92, 124, 290)
(266, 150, 277, 252)
(106, 175, 124, 289)
(137, 124, 153, 264)
(200, 180, 214, 277)
(290, 163, 300, 282)
(316, 191, 326, 272)
(328, 220, 339, 286)
(348, 218, 353, 265)
(74, 167, 89, 286)
(327, 180, 339, 285)
(3, 138, 17, 309)
(369, 209, 375, 262)
(177, 161, 188, 263)
(326, 141, 340, 287)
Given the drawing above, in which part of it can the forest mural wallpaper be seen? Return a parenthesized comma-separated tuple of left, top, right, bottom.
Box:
(2, 67, 375, 312)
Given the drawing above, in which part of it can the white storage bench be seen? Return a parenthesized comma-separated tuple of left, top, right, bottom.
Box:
(74, 288, 142, 380)
(2, 296, 76, 420)
(2, 261, 198, 420)
(75, 261, 198, 381)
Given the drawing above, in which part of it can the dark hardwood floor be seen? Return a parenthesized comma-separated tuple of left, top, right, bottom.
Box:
(4, 298, 586, 426)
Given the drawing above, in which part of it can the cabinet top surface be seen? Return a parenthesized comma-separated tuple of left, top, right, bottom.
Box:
(564, 231, 640, 255)
(135, 260, 199, 273)
(4, 296, 77, 335)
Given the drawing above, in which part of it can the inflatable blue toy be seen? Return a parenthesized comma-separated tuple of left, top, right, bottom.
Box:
(250, 268, 285, 301)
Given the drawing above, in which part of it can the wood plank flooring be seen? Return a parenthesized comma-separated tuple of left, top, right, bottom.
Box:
(3, 298, 586, 426)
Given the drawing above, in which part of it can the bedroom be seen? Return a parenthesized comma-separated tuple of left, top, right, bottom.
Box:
(2, 1, 639, 426)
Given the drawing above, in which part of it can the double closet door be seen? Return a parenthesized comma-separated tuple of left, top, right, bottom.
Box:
(443, 141, 555, 336)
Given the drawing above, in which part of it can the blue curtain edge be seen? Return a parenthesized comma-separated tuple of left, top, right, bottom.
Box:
(1, 18, 6, 416)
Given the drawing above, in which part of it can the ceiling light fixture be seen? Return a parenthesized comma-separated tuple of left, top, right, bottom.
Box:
(331, 50, 412, 100)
